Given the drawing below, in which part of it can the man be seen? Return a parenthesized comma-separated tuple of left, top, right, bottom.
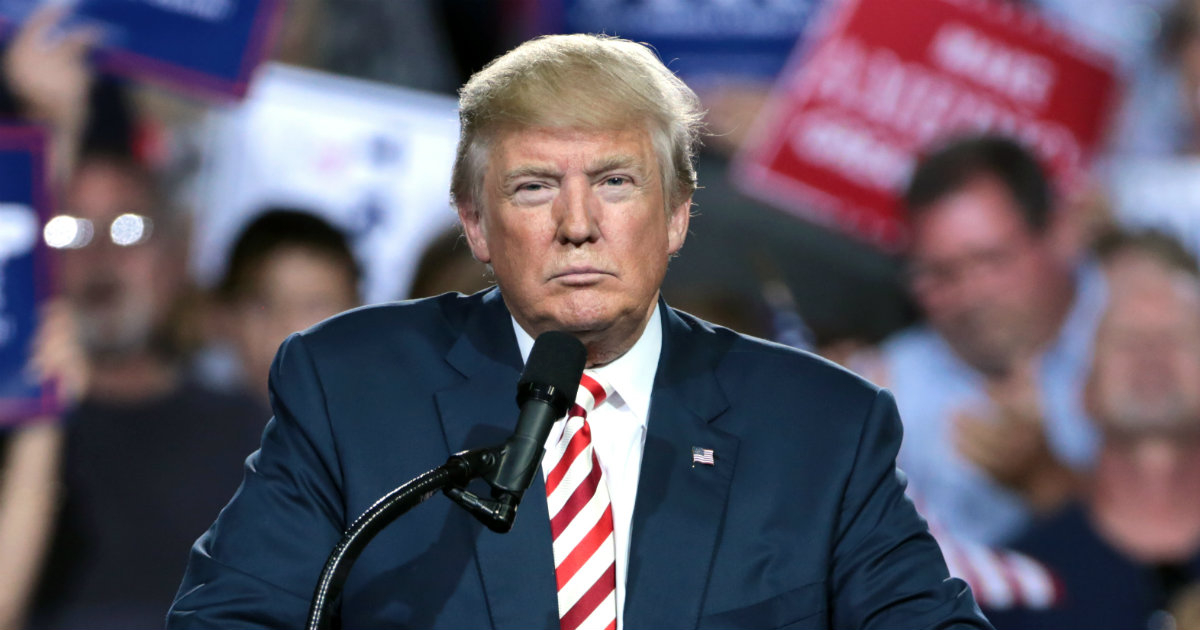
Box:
(212, 209, 362, 404)
(984, 230, 1200, 629)
(168, 34, 989, 629)
(862, 136, 1105, 545)
(27, 155, 265, 629)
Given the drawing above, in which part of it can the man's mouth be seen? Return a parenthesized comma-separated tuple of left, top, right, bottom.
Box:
(551, 267, 611, 285)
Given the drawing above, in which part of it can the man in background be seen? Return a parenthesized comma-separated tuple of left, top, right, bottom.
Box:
(212, 209, 362, 404)
(27, 155, 264, 630)
(985, 230, 1200, 629)
(860, 135, 1105, 545)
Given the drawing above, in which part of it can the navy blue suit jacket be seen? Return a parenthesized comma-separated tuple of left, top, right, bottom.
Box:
(168, 289, 990, 629)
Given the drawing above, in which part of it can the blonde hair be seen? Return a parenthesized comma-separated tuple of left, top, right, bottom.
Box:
(450, 34, 704, 214)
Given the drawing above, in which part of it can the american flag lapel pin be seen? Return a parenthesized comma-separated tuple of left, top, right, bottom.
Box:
(691, 446, 715, 467)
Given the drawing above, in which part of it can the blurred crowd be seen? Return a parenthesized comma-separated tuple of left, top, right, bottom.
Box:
(1, 0, 1200, 629)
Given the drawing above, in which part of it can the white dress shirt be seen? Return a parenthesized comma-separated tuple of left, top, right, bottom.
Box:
(512, 304, 662, 630)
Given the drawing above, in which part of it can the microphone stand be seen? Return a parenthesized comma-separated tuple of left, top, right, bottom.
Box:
(305, 445, 527, 630)
(305, 329, 584, 630)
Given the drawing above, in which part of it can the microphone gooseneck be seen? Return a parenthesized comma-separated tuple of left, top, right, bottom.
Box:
(306, 331, 587, 630)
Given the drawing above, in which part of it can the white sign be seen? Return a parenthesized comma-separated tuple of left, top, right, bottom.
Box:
(189, 63, 462, 303)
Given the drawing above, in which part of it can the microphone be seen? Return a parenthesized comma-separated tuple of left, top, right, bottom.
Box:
(306, 333, 586, 628)
(484, 330, 587, 505)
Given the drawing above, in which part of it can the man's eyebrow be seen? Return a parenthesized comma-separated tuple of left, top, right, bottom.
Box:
(586, 155, 641, 177)
(500, 155, 645, 186)
(502, 165, 563, 186)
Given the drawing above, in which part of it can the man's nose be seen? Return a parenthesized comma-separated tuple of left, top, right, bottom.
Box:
(555, 178, 598, 244)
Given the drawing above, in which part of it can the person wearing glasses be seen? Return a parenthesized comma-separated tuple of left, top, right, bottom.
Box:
(25, 155, 264, 630)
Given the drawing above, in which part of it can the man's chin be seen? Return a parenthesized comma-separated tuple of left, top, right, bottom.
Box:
(514, 289, 655, 344)
(80, 313, 156, 359)
(534, 292, 618, 328)
(546, 313, 616, 336)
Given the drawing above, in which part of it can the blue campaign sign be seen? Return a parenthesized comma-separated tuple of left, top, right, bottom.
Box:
(0, 126, 55, 426)
(0, 0, 282, 99)
(541, 0, 825, 81)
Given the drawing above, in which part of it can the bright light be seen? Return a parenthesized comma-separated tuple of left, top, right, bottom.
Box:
(43, 215, 94, 249)
(110, 213, 152, 247)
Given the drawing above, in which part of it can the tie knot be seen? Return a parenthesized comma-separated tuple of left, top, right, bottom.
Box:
(576, 370, 613, 414)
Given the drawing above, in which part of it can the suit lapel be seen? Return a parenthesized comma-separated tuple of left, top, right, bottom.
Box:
(623, 305, 737, 629)
(434, 289, 560, 629)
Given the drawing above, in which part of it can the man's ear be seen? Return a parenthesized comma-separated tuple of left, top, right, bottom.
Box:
(666, 197, 691, 256)
(457, 201, 492, 264)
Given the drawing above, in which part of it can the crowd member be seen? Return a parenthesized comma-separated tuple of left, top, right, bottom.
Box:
(406, 224, 492, 299)
(25, 155, 264, 630)
(0, 8, 129, 628)
(213, 210, 361, 404)
(985, 230, 1200, 630)
(0, 6, 136, 179)
(168, 33, 989, 629)
(1, 297, 92, 629)
(0, 422, 60, 629)
(856, 135, 1106, 545)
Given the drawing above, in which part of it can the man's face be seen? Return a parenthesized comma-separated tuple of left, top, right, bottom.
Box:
(1088, 254, 1200, 436)
(59, 162, 174, 358)
(907, 177, 1055, 375)
(233, 246, 359, 399)
(459, 126, 689, 355)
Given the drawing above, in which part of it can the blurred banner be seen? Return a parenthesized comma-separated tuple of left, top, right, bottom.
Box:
(538, 0, 823, 82)
(189, 63, 461, 304)
(734, 0, 1119, 251)
(0, 0, 281, 100)
(0, 126, 56, 426)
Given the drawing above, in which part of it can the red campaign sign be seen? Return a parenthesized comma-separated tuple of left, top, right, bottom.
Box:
(732, 0, 1120, 251)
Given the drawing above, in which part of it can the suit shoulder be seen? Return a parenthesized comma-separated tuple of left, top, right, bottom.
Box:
(670, 308, 895, 455)
(733, 334, 881, 399)
(294, 291, 479, 350)
(267, 292, 484, 409)
(671, 308, 882, 402)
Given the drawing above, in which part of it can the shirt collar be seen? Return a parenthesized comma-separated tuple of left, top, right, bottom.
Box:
(511, 303, 662, 426)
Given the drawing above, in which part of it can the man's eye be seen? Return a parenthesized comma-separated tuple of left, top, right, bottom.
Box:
(512, 182, 556, 205)
(604, 176, 630, 186)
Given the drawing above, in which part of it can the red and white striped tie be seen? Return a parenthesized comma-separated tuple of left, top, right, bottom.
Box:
(543, 371, 618, 630)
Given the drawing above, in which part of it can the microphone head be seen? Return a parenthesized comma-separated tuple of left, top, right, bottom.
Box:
(517, 331, 587, 414)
